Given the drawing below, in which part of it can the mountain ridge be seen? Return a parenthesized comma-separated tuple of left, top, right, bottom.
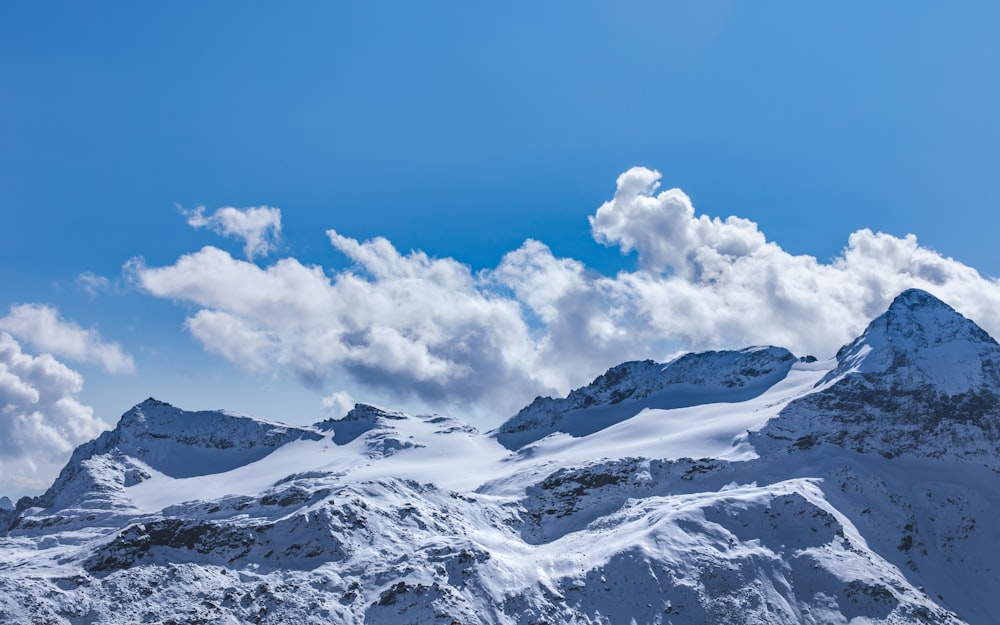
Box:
(494, 345, 798, 449)
(0, 289, 995, 624)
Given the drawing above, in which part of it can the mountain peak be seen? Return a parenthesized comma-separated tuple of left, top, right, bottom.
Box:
(342, 403, 408, 422)
(316, 403, 410, 445)
(888, 287, 948, 311)
(823, 289, 999, 392)
(754, 289, 1000, 463)
(871, 289, 995, 347)
(108, 401, 323, 480)
(118, 397, 176, 428)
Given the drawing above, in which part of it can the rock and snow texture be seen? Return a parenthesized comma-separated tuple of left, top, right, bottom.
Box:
(754, 288, 1000, 464)
(0, 289, 996, 624)
(495, 345, 797, 449)
(823, 288, 1000, 391)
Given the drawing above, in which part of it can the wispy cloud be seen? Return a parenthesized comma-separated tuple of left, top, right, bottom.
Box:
(0, 304, 135, 374)
(184, 205, 282, 260)
(130, 168, 1000, 418)
(76, 271, 112, 298)
(321, 391, 354, 417)
(0, 332, 109, 496)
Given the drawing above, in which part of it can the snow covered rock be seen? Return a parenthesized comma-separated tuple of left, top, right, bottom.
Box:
(753, 289, 1000, 463)
(7, 398, 324, 532)
(316, 403, 426, 457)
(108, 398, 325, 478)
(495, 346, 797, 449)
(823, 288, 1000, 391)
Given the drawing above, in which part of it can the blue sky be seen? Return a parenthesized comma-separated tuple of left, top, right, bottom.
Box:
(2, 3, 1000, 494)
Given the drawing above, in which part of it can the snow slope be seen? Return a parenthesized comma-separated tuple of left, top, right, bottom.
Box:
(495, 346, 798, 449)
(0, 289, 995, 624)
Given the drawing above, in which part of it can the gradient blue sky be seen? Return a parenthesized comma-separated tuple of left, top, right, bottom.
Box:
(2, 3, 999, 493)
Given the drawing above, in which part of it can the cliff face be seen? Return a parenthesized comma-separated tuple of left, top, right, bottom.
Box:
(0, 290, 995, 625)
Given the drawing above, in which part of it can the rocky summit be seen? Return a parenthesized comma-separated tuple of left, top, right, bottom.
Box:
(1, 289, 997, 624)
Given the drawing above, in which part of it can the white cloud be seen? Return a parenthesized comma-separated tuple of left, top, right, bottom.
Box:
(185, 205, 282, 259)
(0, 332, 109, 497)
(587, 168, 1000, 358)
(0, 304, 135, 374)
(321, 391, 355, 417)
(130, 167, 1000, 421)
(76, 271, 111, 298)
(492, 239, 646, 393)
(185, 309, 276, 374)
(130, 238, 546, 414)
(590, 167, 767, 277)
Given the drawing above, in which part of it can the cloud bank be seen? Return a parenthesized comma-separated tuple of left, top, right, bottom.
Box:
(185, 205, 283, 259)
(132, 167, 1000, 419)
(0, 304, 135, 374)
(0, 332, 109, 496)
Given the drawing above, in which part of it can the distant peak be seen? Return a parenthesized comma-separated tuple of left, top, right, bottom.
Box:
(893, 287, 938, 304)
(823, 289, 1000, 390)
(315, 403, 408, 433)
(139, 397, 172, 408)
(866, 288, 990, 346)
(344, 403, 407, 422)
(885, 288, 953, 315)
(861, 289, 995, 348)
(127, 397, 174, 415)
(315, 403, 410, 445)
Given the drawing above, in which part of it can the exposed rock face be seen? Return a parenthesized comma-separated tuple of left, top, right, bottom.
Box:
(0, 290, 996, 625)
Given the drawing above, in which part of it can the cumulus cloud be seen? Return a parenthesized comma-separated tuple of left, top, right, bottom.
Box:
(130, 167, 1000, 420)
(591, 167, 767, 277)
(0, 304, 135, 374)
(0, 332, 109, 496)
(185, 205, 282, 259)
(129, 237, 546, 413)
(588, 168, 1000, 357)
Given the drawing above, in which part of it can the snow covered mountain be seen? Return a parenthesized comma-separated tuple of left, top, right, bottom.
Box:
(754, 288, 1000, 462)
(1, 289, 997, 624)
(495, 346, 798, 449)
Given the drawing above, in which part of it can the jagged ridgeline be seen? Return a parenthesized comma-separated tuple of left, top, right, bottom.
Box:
(1, 289, 997, 624)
